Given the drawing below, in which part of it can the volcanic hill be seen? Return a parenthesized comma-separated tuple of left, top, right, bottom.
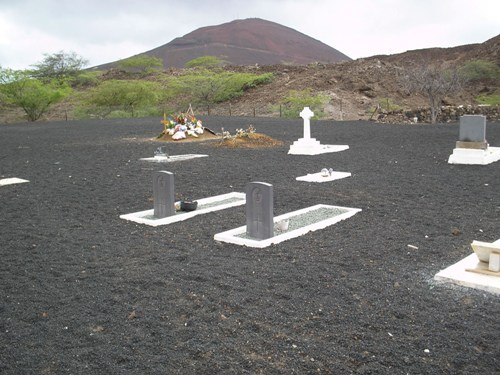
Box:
(96, 18, 351, 69)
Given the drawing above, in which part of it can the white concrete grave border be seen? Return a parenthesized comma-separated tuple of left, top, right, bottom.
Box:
(120, 192, 245, 227)
(296, 171, 351, 183)
(434, 239, 500, 295)
(214, 204, 361, 248)
(448, 147, 500, 165)
(140, 154, 208, 163)
(0, 177, 29, 186)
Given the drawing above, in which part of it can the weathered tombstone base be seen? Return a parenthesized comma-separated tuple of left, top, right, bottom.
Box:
(434, 238, 500, 295)
(448, 146, 500, 165)
(469, 239, 500, 274)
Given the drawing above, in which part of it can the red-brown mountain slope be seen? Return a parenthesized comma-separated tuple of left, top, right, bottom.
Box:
(97, 18, 351, 69)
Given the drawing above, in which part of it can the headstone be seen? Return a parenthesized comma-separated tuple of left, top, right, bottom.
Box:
(456, 115, 488, 149)
(153, 171, 175, 218)
(300, 107, 314, 139)
(246, 182, 274, 240)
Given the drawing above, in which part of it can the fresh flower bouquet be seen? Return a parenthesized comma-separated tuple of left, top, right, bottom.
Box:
(159, 107, 204, 140)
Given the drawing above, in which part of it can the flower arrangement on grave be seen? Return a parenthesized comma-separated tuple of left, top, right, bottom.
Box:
(220, 125, 256, 140)
(159, 105, 204, 141)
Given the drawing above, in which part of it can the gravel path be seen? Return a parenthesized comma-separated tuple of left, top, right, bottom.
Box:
(1, 116, 499, 374)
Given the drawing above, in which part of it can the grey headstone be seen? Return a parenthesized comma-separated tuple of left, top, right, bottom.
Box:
(459, 115, 486, 142)
(153, 171, 175, 218)
(246, 182, 274, 240)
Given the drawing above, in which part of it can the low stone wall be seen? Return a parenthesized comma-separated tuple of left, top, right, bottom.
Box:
(376, 105, 500, 124)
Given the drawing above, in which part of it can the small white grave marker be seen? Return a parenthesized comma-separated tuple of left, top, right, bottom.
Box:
(288, 107, 349, 155)
(0, 178, 29, 186)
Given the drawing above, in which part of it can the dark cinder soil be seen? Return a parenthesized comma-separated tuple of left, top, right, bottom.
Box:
(0, 116, 499, 374)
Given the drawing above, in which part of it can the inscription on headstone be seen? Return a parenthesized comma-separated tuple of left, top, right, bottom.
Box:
(153, 171, 175, 218)
(246, 182, 274, 240)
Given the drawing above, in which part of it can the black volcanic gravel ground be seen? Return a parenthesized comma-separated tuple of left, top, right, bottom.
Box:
(1, 116, 499, 374)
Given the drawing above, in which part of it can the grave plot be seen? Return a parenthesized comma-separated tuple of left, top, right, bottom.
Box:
(120, 170, 245, 227)
(214, 182, 361, 248)
(448, 115, 500, 165)
(288, 107, 349, 155)
(0, 177, 29, 186)
(296, 168, 351, 183)
(434, 238, 500, 295)
(140, 146, 208, 163)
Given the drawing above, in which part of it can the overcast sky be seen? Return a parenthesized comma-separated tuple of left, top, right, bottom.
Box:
(0, 0, 498, 70)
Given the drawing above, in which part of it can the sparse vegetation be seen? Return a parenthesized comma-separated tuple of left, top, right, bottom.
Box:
(0, 67, 71, 121)
(460, 60, 500, 82)
(475, 93, 500, 106)
(77, 80, 161, 118)
(29, 51, 88, 83)
(278, 89, 330, 119)
(117, 55, 163, 73)
(185, 56, 227, 68)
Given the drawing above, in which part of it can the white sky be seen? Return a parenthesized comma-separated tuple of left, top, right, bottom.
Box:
(0, 0, 498, 70)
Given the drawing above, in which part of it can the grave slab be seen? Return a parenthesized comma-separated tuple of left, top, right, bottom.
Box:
(288, 141, 349, 155)
(0, 178, 29, 186)
(140, 154, 208, 163)
(296, 171, 351, 183)
(434, 253, 500, 295)
(214, 204, 361, 248)
(120, 192, 245, 227)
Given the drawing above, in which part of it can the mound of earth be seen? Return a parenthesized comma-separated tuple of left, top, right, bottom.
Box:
(212, 132, 284, 148)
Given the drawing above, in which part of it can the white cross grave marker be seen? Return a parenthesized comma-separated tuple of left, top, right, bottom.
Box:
(300, 106, 314, 139)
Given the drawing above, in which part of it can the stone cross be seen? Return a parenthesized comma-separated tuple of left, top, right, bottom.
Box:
(300, 107, 314, 139)
(246, 182, 274, 240)
(153, 171, 175, 218)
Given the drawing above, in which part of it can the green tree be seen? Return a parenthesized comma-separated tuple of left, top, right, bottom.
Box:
(460, 60, 500, 82)
(0, 67, 70, 121)
(178, 70, 273, 108)
(117, 55, 163, 73)
(30, 51, 88, 82)
(81, 80, 160, 118)
(280, 89, 330, 118)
